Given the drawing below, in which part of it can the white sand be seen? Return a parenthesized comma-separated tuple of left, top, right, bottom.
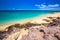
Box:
(0, 12, 60, 31)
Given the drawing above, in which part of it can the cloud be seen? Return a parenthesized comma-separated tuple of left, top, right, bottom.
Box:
(48, 4, 59, 8)
(35, 4, 59, 8)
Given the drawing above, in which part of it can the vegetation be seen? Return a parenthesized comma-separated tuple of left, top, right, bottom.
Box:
(43, 19, 50, 22)
(47, 17, 54, 19)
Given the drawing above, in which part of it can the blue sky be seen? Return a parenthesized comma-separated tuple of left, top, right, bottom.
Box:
(0, 0, 60, 10)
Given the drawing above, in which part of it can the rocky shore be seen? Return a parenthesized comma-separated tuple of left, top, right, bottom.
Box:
(0, 13, 60, 40)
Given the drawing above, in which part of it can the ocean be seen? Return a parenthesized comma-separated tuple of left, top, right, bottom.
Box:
(0, 10, 60, 25)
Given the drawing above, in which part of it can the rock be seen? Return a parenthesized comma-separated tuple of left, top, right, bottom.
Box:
(0, 17, 60, 40)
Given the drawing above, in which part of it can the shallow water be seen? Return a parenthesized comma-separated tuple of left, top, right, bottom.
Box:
(0, 10, 59, 25)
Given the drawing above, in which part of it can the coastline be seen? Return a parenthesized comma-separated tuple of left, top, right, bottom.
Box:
(0, 12, 60, 26)
(0, 12, 60, 40)
(0, 12, 60, 31)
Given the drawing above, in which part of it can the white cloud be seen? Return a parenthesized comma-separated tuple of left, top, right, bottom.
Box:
(48, 4, 59, 8)
(35, 4, 59, 8)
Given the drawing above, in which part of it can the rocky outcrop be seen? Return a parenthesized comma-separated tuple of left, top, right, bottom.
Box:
(21, 26, 60, 40)
(0, 17, 60, 40)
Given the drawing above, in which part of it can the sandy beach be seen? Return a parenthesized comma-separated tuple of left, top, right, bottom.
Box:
(0, 12, 60, 31)
(0, 12, 60, 40)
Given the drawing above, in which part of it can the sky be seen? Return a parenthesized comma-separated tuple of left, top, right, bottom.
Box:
(0, 0, 60, 10)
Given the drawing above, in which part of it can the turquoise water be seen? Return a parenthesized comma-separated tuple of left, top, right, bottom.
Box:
(0, 10, 59, 25)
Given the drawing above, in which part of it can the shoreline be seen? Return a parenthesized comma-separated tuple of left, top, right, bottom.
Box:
(0, 12, 60, 40)
(0, 12, 60, 31)
(0, 13, 44, 26)
(0, 12, 60, 26)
